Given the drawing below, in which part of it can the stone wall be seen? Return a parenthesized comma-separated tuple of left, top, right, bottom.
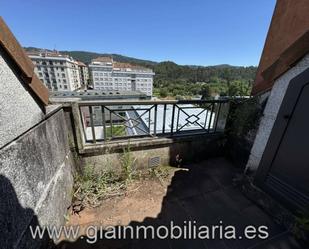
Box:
(0, 109, 74, 249)
(246, 53, 309, 172)
(0, 47, 44, 149)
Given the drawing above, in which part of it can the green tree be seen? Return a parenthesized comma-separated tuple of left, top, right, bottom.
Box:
(200, 85, 212, 99)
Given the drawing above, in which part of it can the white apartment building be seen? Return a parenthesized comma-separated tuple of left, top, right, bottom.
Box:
(77, 61, 89, 87)
(89, 57, 154, 96)
(28, 52, 82, 91)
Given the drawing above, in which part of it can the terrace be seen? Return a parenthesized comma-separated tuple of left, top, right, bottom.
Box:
(45, 98, 303, 249)
(1, 4, 309, 247)
(56, 158, 300, 249)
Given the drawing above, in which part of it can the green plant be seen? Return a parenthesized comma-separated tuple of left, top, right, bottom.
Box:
(148, 165, 174, 185)
(293, 209, 309, 241)
(227, 97, 264, 139)
(120, 142, 136, 183)
(73, 164, 124, 207)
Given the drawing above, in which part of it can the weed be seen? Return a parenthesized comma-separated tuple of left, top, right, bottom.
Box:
(293, 208, 309, 242)
(73, 165, 125, 207)
(120, 142, 136, 183)
(149, 165, 174, 185)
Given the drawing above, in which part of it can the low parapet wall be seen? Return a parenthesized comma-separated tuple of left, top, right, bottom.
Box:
(79, 134, 226, 173)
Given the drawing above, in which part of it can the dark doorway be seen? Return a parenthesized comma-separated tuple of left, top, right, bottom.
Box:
(255, 67, 309, 213)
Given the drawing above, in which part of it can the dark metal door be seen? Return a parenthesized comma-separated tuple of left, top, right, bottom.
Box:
(255, 68, 309, 212)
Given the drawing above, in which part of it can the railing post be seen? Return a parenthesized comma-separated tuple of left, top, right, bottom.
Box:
(162, 104, 167, 134)
(71, 102, 85, 151)
(171, 104, 176, 136)
(207, 103, 215, 133)
(176, 105, 180, 133)
(89, 106, 96, 143)
(109, 109, 113, 138)
(214, 102, 222, 133)
(154, 104, 157, 136)
(101, 106, 107, 141)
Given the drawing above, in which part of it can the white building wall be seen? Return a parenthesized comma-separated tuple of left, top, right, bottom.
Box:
(246, 54, 309, 172)
(89, 64, 154, 96)
(29, 55, 81, 92)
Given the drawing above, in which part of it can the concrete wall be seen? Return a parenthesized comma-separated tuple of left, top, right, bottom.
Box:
(246, 53, 309, 172)
(0, 48, 44, 148)
(80, 134, 225, 173)
(0, 109, 74, 249)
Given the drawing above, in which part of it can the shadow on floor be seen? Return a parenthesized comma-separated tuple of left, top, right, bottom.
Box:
(55, 158, 304, 249)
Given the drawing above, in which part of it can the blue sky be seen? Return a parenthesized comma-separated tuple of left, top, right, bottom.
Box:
(1, 0, 275, 66)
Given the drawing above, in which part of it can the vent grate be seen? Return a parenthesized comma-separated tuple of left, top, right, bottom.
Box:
(149, 156, 161, 168)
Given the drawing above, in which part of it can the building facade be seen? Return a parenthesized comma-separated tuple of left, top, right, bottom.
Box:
(28, 52, 82, 91)
(89, 57, 154, 96)
(77, 61, 89, 87)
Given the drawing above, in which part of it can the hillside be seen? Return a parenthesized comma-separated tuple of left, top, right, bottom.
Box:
(24, 47, 257, 97)
(24, 47, 157, 66)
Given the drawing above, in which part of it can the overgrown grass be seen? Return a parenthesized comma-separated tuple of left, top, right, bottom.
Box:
(73, 143, 137, 207)
(73, 166, 125, 207)
(73, 143, 175, 208)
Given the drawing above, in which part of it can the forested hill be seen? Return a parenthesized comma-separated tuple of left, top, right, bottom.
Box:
(24, 47, 157, 66)
(24, 47, 257, 97)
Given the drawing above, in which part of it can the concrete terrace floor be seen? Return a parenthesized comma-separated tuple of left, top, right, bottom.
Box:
(57, 158, 304, 249)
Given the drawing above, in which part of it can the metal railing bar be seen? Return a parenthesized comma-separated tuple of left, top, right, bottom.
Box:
(154, 104, 157, 136)
(89, 106, 96, 143)
(207, 103, 215, 133)
(171, 104, 176, 135)
(204, 109, 209, 129)
(213, 103, 222, 133)
(162, 104, 167, 134)
(109, 109, 113, 138)
(77, 99, 229, 106)
(176, 107, 180, 132)
(101, 106, 107, 141)
(148, 110, 151, 133)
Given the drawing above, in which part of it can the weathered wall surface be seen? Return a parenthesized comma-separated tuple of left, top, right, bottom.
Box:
(0, 48, 44, 148)
(246, 54, 309, 172)
(80, 134, 225, 173)
(0, 109, 74, 249)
